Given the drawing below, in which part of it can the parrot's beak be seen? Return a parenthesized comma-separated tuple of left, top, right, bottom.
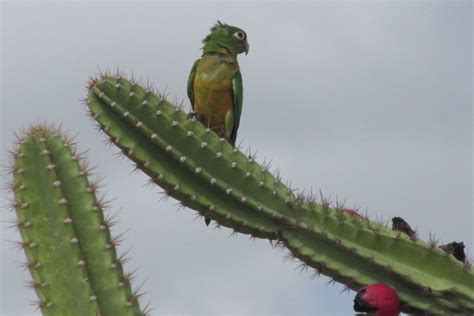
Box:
(244, 40, 249, 55)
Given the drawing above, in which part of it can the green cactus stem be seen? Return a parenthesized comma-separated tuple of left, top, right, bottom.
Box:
(87, 74, 473, 314)
(6, 124, 146, 316)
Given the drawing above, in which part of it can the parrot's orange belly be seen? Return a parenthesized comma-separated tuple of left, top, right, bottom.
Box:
(194, 78, 233, 128)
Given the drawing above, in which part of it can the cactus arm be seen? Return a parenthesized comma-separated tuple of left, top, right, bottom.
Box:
(87, 75, 474, 314)
(281, 230, 460, 313)
(12, 130, 100, 315)
(9, 125, 143, 315)
(88, 80, 280, 238)
(44, 131, 142, 314)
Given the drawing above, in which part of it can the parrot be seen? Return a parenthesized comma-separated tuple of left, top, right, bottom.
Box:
(187, 21, 249, 227)
(187, 20, 249, 147)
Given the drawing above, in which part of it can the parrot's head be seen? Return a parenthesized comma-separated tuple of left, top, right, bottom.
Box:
(202, 21, 249, 57)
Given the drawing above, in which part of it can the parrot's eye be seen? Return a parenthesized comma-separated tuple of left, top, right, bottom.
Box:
(233, 31, 246, 41)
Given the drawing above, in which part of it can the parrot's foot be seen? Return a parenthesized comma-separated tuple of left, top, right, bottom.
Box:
(205, 217, 211, 226)
(187, 111, 204, 122)
(207, 125, 226, 138)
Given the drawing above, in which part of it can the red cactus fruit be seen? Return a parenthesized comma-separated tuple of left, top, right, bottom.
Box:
(353, 283, 400, 316)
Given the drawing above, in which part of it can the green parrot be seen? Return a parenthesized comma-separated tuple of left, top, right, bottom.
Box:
(187, 21, 249, 226)
(187, 21, 249, 147)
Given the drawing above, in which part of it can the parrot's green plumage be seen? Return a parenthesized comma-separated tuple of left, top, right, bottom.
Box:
(188, 21, 249, 147)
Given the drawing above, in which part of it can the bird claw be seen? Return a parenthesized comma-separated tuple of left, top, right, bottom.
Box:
(187, 111, 204, 122)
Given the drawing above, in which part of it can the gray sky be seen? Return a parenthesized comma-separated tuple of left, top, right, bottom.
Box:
(1, 1, 472, 315)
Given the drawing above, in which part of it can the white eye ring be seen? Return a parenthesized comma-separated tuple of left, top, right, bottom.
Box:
(234, 31, 245, 41)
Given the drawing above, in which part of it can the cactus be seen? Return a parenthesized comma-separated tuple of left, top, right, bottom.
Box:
(6, 124, 146, 316)
(86, 74, 474, 314)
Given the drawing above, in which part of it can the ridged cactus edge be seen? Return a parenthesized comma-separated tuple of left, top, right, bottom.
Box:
(86, 73, 474, 314)
(5, 123, 149, 316)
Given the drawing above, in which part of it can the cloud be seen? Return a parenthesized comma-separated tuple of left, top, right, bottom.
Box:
(1, 2, 471, 315)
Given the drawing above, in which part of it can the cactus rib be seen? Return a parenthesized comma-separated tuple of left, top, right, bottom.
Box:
(87, 74, 474, 314)
(7, 124, 144, 315)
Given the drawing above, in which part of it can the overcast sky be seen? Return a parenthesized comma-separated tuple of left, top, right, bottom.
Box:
(1, 1, 472, 315)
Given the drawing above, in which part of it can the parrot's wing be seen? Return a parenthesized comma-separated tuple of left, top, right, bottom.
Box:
(187, 59, 200, 111)
(230, 71, 243, 146)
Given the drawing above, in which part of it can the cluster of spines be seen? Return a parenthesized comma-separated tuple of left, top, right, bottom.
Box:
(86, 73, 473, 314)
(5, 123, 150, 315)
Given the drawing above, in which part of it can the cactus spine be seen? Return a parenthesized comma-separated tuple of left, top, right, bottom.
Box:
(87, 74, 474, 314)
(7, 124, 145, 316)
